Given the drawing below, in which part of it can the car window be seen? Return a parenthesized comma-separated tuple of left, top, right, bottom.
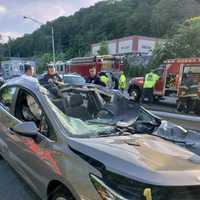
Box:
(0, 86, 17, 112)
(153, 68, 164, 76)
(14, 89, 56, 141)
(63, 76, 85, 85)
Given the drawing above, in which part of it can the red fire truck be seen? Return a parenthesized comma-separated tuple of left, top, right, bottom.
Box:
(128, 58, 200, 113)
(55, 55, 124, 78)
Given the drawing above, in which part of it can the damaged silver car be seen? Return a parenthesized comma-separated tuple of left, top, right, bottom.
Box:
(1, 77, 200, 199)
(45, 83, 200, 154)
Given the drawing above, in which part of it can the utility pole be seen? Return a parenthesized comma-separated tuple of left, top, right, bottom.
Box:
(7, 36, 12, 59)
(23, 16, 56, 67)
(51, 26, 56, 65)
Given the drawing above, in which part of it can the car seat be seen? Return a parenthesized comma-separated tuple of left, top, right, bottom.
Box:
(66, 94, 90, 120)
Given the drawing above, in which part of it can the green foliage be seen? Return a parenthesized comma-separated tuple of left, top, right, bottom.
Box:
(56, 52, 66, 60)
(151, 0, 200, 37)
(124, 64, 148, 78)
(150, 16, 200, 68)
(37, 53, 52, 73)
(98, 41, 108, 55)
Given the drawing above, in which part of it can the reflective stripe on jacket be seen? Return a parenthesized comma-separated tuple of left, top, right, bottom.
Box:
(100, 75, 109, 86)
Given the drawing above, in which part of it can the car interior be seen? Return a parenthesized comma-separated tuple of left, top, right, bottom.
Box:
(15, 89, 50, 137)
(49, 88, 102, 121)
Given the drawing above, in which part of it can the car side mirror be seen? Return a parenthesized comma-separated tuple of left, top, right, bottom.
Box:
(12, 122, 39, 138)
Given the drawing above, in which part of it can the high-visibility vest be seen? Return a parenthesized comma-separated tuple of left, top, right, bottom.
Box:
(143, 72, 160, 88)
(119, 74, 127, 89)
(100, 75, 109, 86)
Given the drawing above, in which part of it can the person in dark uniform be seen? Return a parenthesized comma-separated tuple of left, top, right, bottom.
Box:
(183, 71, 197, 87)
(111, 72, 119, 90)
(40, 65, 64, 86)
(86, 67, 105, 86)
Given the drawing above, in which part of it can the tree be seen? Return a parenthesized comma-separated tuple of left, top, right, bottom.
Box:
(151, 0, 200, 37)
(150, 16, 200, 67)
(37, 53, 52, 73)
(98, 41, 108, 55)
(1, 0, 200, 59)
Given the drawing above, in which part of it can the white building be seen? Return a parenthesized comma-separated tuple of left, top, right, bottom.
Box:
(91, 35, 160, 56)
(1, 58, 36, 79)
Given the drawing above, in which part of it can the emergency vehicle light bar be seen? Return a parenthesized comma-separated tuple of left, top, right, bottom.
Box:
(165, 58, 200, 64)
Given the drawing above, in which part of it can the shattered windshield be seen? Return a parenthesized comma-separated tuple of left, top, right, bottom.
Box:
(42, 84, 161, 137)
(44, 94, 114, 138)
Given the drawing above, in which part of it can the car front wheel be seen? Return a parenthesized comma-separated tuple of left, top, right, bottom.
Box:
(49, 186, 75, 200)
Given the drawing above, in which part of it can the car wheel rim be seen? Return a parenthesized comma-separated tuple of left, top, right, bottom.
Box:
(56, 197, 67, 200)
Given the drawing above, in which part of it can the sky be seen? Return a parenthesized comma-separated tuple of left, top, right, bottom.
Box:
(0, 0, 103, 42)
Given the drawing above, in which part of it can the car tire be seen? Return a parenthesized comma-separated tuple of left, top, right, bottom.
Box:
(49, 185, 75, 200)
(194, 102, 200, 115)
(177, 100, 184, 112)
(129, 87, 140, 101)
(153, 96, 160, 102)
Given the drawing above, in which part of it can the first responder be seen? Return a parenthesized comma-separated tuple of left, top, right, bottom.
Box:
(40, 65, 64, 86)
(183, 71, 197, 87)
(99, 72, 109, 87)
(21, 64, 38, 83)
(86, 67, 106, 87)
(119, 71, 127, 92)
(23, 64, 35, 77)
(141, 70, 160, 103)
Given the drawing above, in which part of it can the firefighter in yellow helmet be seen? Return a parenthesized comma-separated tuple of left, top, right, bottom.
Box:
(119, 71, 127, 92)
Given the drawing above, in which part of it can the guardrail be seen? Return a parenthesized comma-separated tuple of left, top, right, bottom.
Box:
(151, 111, 200, 131)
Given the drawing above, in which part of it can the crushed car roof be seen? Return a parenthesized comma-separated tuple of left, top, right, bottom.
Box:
(3, 76, 40, 92)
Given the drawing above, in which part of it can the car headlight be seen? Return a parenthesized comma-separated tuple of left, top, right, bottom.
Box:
(90, 174, 128, 200)
(90, 174, 153, 200)
(143, 188, 153, 200)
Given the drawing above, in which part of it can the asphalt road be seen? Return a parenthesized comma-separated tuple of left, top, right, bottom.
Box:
(0, 159, 39, 200)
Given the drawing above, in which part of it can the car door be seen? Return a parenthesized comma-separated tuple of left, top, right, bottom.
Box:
(0, 86, 19, 163)
(0, 87, 61, 198)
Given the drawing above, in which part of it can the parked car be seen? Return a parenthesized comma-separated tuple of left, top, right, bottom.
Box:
(1, 77, 200, 200)
(63, 73, 86, 85)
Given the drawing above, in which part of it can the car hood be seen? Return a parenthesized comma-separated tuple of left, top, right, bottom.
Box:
(69, 134, 200, 186)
